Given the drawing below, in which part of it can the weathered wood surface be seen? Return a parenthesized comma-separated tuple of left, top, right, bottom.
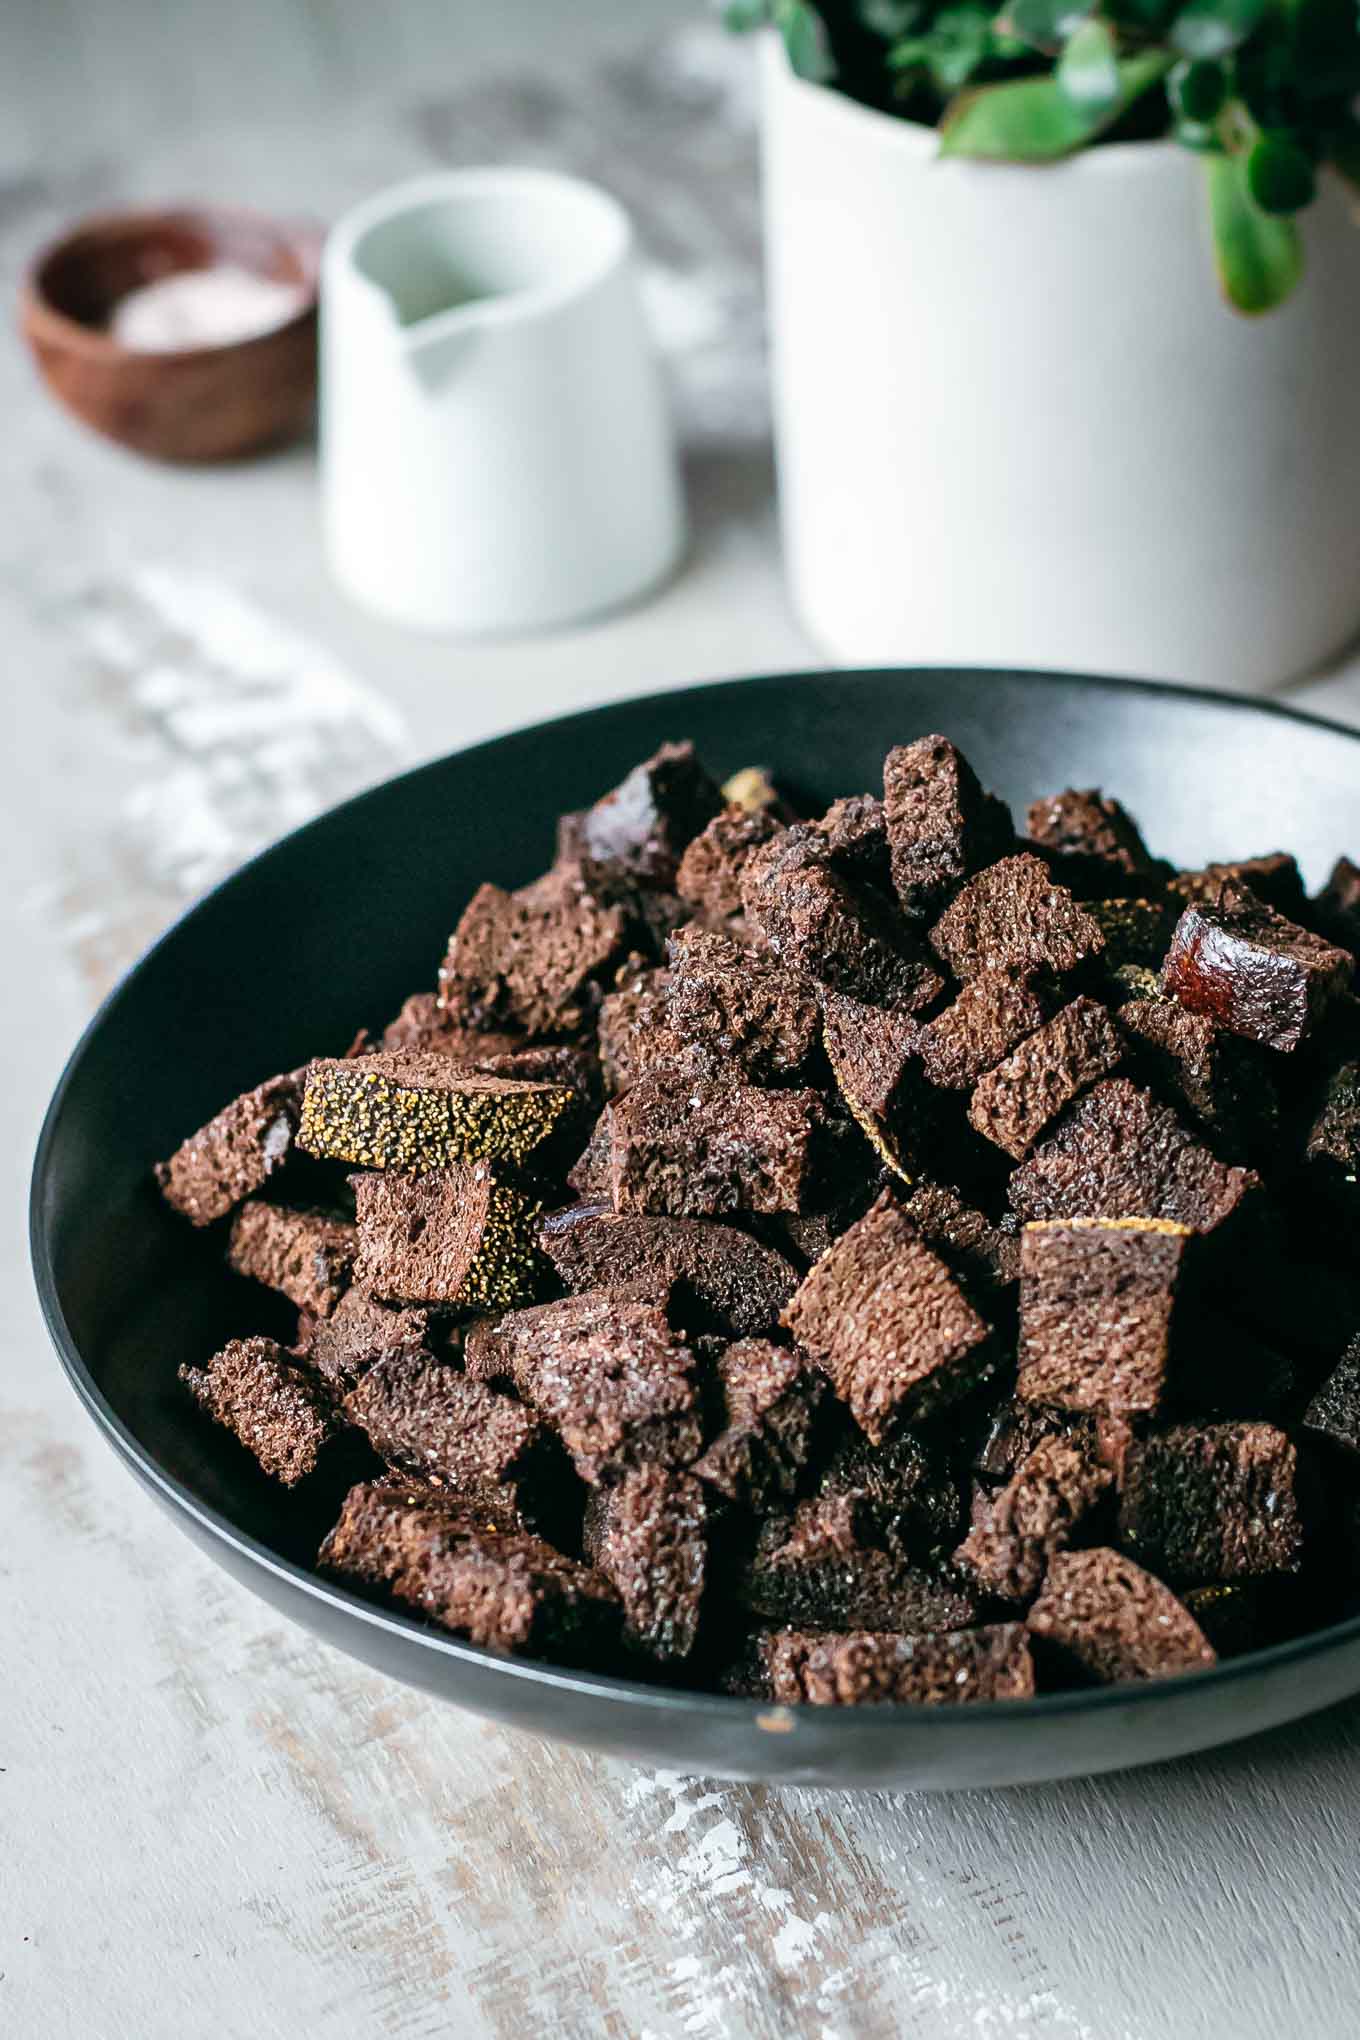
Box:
(5, 14, 1360, 2038)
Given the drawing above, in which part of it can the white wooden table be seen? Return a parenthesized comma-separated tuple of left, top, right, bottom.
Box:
(5, 16, 1360, 2038)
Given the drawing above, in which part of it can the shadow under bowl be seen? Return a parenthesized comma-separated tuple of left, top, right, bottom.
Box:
(18, 204, 320, 462)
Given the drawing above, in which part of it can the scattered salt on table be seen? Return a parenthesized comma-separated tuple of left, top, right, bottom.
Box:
(110, 264, 306, 352)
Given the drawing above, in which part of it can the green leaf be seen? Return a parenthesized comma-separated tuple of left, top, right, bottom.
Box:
(857, 0, 923, 33)
(1247, 132, 1318, 212)
(939, 51, 1171, 158)
(722, 0, 768, 28)
(1001, 0, 1093, 51)
(1168, 57, 1227, 122)
(1172, 0, 1270, 63)
(1175, 115, 1223, 149)
(1057, 19, 1122, 116)
(1205, 149, 1305, 310)
(774, 0, 836, 80)
(1232, 35, 1294, 128)
(931, 31, 991, 89)
(889, 5, 1008, 93)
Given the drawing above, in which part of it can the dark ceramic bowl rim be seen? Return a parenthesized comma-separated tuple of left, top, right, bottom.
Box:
(20, 203, 321, 366)
(29, 664, 1360, 1731)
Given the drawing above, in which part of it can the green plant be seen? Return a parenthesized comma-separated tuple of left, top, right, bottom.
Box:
(724, 0, 1360, 310)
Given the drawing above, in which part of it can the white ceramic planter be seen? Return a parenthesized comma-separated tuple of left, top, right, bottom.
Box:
(762, 37, 1360, 692)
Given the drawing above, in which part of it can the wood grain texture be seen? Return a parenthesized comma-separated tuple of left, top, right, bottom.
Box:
(4, 10, 1360, 2038)
(21, 207, 320, 462)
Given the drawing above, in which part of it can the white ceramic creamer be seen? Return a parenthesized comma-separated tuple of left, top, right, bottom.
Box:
(321, 169, 684, 635)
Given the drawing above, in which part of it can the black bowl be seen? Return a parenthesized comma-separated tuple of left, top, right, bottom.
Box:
(30, 668, 1360, 1789)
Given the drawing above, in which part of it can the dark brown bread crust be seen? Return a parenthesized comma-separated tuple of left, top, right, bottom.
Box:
(817, 793, 891, 885)
(608, 1066, 829, 1217)
(539, 1204, 799, 1338)
(1161, 887, 1352, 1052)
(692, 1339, 825, 1510)
(1117, 992, 1277, 1157)
(582, 1466, 708, 1661)
(676, 804, 782, 919)
(574, 740, 724, 889)
(753, 1623, 1035, 1705)
(1008, 1079, 1259, 1235)
(742, 844, 945, 1012)
(740, 1495, 980, 1631)
(1018, 1218, 1193, 1415)
(820, 990, 930, 1179)
(819, 990, 922, 1126)
(1168, 854, 1306, 919)
(1302, 1335, 1360, 1459)
(753, 1199, 872, 1272)
(1315, 855, 1360, 955)
(180, 1336, 337, 1486)
(437, 872, 627, 1037)
(1118, 1422, 1304, 1584)
(736, 821, 824, 892)
(898, 1181, 1020, 1289)
(815, 1424, 962, 1554)
(916, 972, 1048, 1091)
(381, 991, 450, 1055)
(929, 853, 1105, 982)
(158, 729, 1360, 1705)
(967, 995, 1124, 1159)
(973, 1401, 1133, 1486)
(227, 1201, 357, 1318)
(1304, 1061, 1360, 1217)
(463, 1290, 701, 1484)
(318, 1481, 619, 1661)
(367, 1477, 531, 1538)
(379, 994, 523, 1060)
(1025, 788, 1161, 898)
(883, 734, 1011, 919)
(471, 1042, 602, 1119)
(156, 1071, 300, 1226)
(955, 1433, 1113, 1604)
(666, 939, 821, 1083)
(294, 1290, 432, 1391)
(344, 1351, 542, 1489)
(352, 1168, 542, 1311)
(596, 965, 681, 1095)
(1026, 1548, 1216, 1682)
(783, 1191, 992, 1440)
(823, 992, 928, 1141)
(566, 1109, 615, 1201)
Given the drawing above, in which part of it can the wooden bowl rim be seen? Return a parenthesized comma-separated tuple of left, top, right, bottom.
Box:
(19, 202, 322, 366)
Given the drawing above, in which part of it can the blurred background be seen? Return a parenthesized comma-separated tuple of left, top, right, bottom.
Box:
(4, 3, 694, 165)
(4, 0, 806, 1011)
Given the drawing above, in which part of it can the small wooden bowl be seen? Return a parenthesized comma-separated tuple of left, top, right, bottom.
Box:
(19, 205, 320, 462)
